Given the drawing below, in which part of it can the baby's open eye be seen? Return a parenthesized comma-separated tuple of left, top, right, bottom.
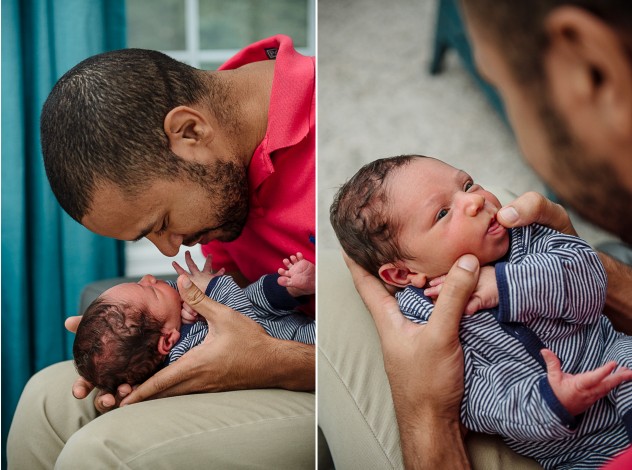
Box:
(464, 181, 474, 191)
(437, 208, 449, 220)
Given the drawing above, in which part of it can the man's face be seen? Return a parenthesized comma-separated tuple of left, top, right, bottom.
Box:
(464, 11, 632, 242)
(389, 158, 510, 280)
(101, 275, 182, 332)
(82, 165, 248, 257)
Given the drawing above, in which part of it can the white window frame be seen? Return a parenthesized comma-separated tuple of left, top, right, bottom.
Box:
(162, 0, 315, 67)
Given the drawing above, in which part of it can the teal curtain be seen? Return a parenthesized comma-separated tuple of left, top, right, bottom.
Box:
(1, 0, 126, 462)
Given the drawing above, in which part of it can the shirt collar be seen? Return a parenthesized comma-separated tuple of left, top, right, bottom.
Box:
(220, 35, 314, 191)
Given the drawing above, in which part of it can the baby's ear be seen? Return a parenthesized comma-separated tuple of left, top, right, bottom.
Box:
(157, 330, 181, 356)
(379, 263, 427, 288)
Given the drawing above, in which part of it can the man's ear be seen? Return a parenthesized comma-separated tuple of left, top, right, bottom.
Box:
(544, 6, 632, 146)
(163, 105, 215, 161)
(157, 329, 181, 356)
(378, 263, 427, 289)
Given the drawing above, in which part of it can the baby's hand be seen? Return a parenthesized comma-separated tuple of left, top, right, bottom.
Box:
(424, 266, 498, 315)
(180, 301, 199, 324)
(542, 349, 632, 416)
(277, 252, 315, 297)
(172, 251, 225, 293)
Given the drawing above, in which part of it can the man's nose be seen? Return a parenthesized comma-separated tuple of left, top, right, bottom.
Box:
(145, 232, 183, 257)
(456, 192, 484, 217)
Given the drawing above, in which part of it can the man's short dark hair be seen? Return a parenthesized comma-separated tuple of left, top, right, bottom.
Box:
(330, 155, 423, 276)
(41, 48, 224, 222)
(73, 298, 165, 394)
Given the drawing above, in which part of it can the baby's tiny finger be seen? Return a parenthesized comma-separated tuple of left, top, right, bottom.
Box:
(296, 252, 304, 261)
(283, 258, 292, 268)
(172, 261, 187, 275)
(429, 275, 446, 287)
(464, 298, 480, 315)
(202, 254, 214, 273)
(424, 285, 441, 297)
(185, 251, 199, 273)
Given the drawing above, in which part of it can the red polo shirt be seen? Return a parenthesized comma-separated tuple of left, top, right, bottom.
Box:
(201, 35, 315, 309)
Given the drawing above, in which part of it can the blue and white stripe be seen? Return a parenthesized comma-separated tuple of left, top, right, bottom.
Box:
(397, 224, 631, 469)
(167, 274, 314, 365)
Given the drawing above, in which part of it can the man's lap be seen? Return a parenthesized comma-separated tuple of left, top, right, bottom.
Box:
(317, 246, 542, 469)
(8, 360, 315, 469)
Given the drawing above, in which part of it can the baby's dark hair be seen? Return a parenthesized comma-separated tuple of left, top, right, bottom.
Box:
(73, 298, 166, 394)
(330, 155, 426, 276)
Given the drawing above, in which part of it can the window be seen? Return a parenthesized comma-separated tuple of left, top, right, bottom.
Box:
(124, 0, 315, 276)
(127, 0, 314, 68)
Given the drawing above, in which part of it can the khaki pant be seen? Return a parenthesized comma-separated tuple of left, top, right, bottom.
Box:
(8, 361, 314, 469)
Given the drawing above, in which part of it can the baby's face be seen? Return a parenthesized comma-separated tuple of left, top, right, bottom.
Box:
(388, 158, 510, 280)
(100, 275, 183, 332)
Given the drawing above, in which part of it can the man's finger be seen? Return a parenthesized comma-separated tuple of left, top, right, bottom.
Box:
(428, 254, 480, 337)
(497, 192, 577, 236)
(121, 355, 194, 405)
(342, 251, 407, 339)
(177, 274, 233, 323)
(65, 315, 82, 333)
(94, 391, 116, 414)
(72, 377, 94, 399)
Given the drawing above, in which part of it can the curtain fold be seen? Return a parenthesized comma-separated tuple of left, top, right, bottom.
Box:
(1, 0, 126, 460)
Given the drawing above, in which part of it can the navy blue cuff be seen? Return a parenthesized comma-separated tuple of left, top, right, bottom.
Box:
(495, 262, 511, 322)
(539, 376, 578, 430)
(623, 409, 632, 441)
(204, 276, 220, 297)
(262, 274, 303, 309)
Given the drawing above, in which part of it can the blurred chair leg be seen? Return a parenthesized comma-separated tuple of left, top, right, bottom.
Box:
(429, 0, 451, 75)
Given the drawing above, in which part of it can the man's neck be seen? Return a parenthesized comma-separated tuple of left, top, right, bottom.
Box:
(213, 61, 275, 166)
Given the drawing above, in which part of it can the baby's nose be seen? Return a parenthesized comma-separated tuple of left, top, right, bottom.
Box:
(138, 274, 157, 285)
(461, 193, 485, 216)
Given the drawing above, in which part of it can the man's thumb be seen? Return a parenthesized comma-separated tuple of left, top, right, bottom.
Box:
(177, 274, 206, 307)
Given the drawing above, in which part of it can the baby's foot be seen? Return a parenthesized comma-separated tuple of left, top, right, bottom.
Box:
(277, 252, 315, 297)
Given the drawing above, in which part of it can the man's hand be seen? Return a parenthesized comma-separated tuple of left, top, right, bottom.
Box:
(424, 266, 498, 315)
(120, 275, 314, 405)
(497, 191, 632, 334)
(497, 191, 577, 236)
(65, 315, 132, 414)
(542, 349, 632, 416)
(173, 251, 226, 324)
(344, 253, 480, 469)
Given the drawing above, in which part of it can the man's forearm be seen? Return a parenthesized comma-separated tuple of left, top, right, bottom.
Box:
(398, 411, 470, 470)
(598, 252, 632, 333)
(266, 340, 315, 391)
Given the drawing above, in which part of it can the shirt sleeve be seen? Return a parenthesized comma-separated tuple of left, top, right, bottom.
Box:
(244, 274, 315, 344)
(463, 372, 578, 441)
(496, 226, 606, 324)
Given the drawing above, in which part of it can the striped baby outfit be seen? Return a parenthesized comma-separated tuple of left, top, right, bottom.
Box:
(166, 274, 314, 364)
(397, 224, 632, 469)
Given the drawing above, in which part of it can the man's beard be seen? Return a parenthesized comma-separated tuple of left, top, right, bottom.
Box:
(182, 158, 249, 244)
(538, 98, 632, 245)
